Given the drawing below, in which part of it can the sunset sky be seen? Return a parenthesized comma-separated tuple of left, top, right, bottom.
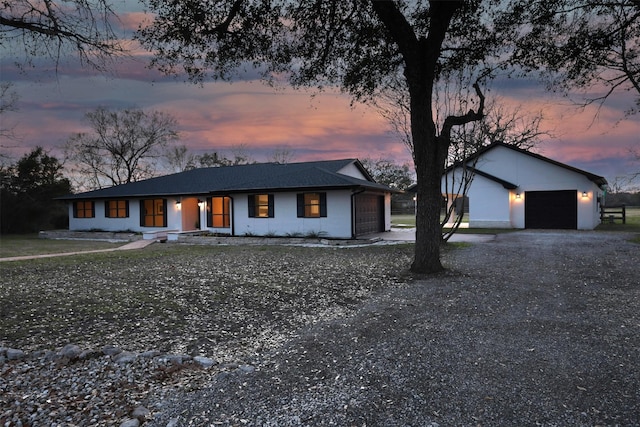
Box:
(1, 7, 638, 189)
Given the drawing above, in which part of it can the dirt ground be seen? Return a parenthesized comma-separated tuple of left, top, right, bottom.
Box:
(150, 231, 640, 426)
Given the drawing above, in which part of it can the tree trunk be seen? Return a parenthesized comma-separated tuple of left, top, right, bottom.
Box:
(411, 125, 448, 274)
(370, 0, 464, 274)
(408, 75, 449, 273)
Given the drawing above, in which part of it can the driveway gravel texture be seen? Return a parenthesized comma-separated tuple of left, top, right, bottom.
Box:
(1, 231, 638, 426)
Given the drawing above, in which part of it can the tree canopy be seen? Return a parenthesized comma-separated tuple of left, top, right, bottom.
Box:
(138, 0, 506, 272)
(0, 147, 71, 233)
(511, 0, 640, 114)
(137, 0, 630, 272)
(1, 0, 126, 70)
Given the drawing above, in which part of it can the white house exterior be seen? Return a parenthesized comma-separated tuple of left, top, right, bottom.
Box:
(442, 143, 608, 230)
(62, 159, 394, 239)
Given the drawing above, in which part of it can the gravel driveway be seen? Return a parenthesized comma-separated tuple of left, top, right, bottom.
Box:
(1, 231, 638, 426)
(151, 231, 639, 426)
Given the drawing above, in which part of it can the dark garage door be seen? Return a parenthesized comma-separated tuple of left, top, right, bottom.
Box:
(355, 194, 384, 236)
(525, 190, 577, 229)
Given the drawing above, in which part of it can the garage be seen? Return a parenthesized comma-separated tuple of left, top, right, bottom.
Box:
(354, 194, 384, 236)
(525, 190, 577, 229)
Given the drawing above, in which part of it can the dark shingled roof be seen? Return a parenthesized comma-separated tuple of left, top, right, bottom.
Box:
(60, 159, 394, 200)
(464, 167, 518, 189)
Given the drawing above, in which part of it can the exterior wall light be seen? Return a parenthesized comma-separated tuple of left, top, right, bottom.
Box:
(175, 199, 181, 209)
(515, 193, 521, 199)
(582, 191, 588, 198)
(197, 199, 204, 208)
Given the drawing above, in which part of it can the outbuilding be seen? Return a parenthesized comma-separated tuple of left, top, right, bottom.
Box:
(442, 142, 608, 230)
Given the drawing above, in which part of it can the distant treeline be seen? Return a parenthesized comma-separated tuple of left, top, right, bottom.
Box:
(604, 192, 640, 206)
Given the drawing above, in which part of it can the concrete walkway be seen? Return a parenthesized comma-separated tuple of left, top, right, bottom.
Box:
(1, 229, 494, 262)
(368, 228, 496, 243)
(0, 239, 156, 263)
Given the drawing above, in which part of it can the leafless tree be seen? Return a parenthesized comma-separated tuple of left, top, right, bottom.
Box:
(0, 83, 19, 143)
(164, 144, 198, 173)
(376, 71, 550, 240)
(64, 108, 179, 190)
(270, 146, 295, 164)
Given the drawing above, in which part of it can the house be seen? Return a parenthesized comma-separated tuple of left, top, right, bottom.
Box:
(441, 142, 608, 230)
(60, 159, 396, 239)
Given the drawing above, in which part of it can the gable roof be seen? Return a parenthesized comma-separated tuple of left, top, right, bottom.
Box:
(463, 142, 608, 186)
(61, 159, 394, 200)
(407, 142, 607, 193)
(466, 166, 518, 189)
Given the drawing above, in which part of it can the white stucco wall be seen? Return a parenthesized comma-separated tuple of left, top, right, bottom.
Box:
(69, 188, 389, 238)
(442, 145, 605, 229)
(228, 190, 354, 238)
(384, 192, 392, 231)
(68, 199, 132, 232)
(337, 163, 368, 180)
(468, 177, 512, 228)
(68, 198, 184, 233)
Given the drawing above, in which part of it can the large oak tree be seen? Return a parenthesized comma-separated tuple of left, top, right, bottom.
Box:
(1, 0, 126, 69)
(137, 1, 544, 273)
(512, 0, 639, 114)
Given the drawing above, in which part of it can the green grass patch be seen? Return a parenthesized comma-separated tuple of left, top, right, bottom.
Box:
(0, 234, 123, 258)
(392, 214, 471, 229)
(391, 214, 416, 227)
(596, 206, 640, 232)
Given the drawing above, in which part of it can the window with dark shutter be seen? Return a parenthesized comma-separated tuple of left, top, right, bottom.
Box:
(297, 192, 327, 218)
(249, 194, 274, 218)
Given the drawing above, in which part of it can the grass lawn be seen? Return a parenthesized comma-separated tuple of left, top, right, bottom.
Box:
(392, 213, 469, 228)
(396, 207, 640, 236)
(0, 234, 123, 258)
(391, 214, 417, 227)
(392, 214, 515, 234)
(596, 206, 640, 232)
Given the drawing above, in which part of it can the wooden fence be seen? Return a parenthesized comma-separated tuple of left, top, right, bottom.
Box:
(600, 205, 626, 224)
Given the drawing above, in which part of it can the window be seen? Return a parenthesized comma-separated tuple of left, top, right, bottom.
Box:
(248, 194, 274, 218)
(73, 201, 94, 218)
(207, 196, 230, 228)
(140, 198, 167, 227)
(297, 192, 327, 218)
(105, 200, 129, 218)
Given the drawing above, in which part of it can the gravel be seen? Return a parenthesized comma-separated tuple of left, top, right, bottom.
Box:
(1, 231, 639, 426)
(0, 243, 413, 426)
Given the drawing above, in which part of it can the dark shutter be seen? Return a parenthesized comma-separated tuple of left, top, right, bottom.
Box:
(90, 202, 95, 218)
(319, 193, 327, 217)
(297, 194, 304, 217)
(248, 195, 255, 217)
(268, 194, 274, 218)
(104, 200, 109, 217)
(125, 200, 129, 217)
(73, 202, 78, 218)
(139, 200, 145, 226)
(161, 199, 167, 227)
(206, 197, 212, 227)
